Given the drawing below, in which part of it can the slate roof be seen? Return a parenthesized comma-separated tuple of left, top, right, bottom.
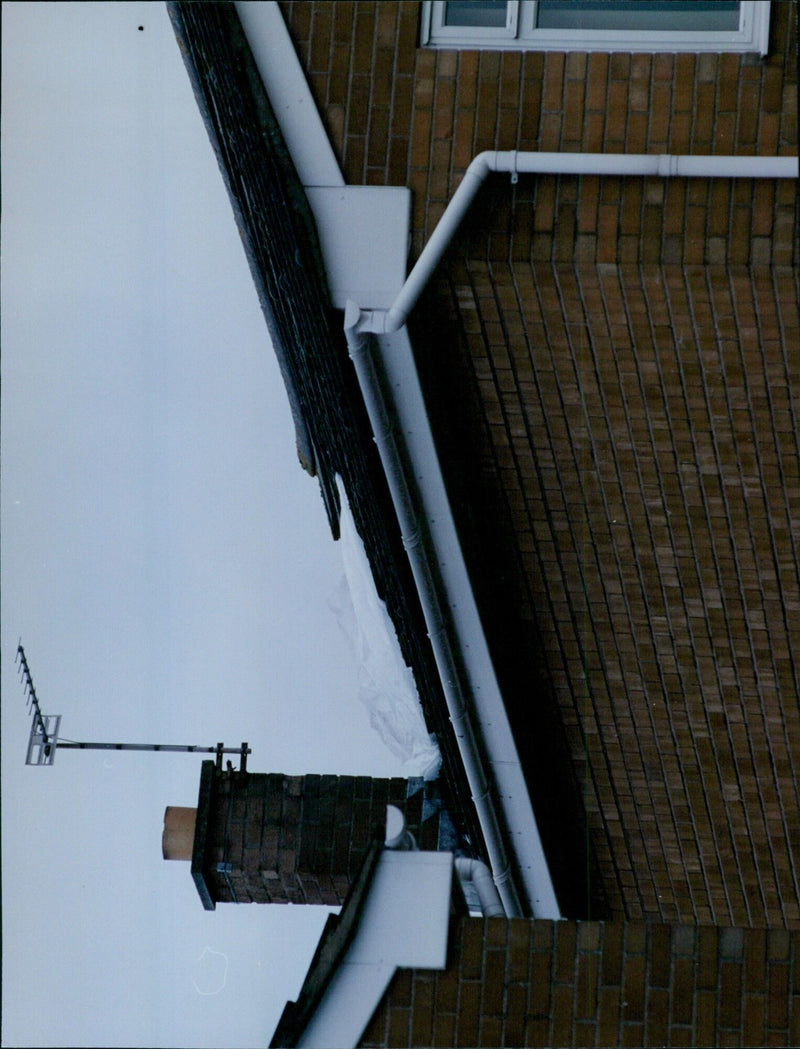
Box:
(167, 0, 488, 868)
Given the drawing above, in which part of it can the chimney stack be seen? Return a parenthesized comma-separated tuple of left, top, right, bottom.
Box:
(165, 761, 449, 910)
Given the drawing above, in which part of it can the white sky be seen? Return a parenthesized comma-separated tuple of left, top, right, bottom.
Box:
(1, 3, 419, 1046)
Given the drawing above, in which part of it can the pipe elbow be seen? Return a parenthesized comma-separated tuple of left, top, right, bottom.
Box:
(455, 856, 506, 917)
(467, 151, 495, 180)
(384, 305, 406, 333)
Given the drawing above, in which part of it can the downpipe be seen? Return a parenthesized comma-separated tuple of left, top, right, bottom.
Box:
(382, 149, 799, 333)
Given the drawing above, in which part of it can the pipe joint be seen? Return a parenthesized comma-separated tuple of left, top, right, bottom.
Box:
(657, 154, 679, 177)
(383, 306, 405, 333)
(345, 300, 389, 337)
(455, 856, 506, 917)
(402, 524, 424, 553)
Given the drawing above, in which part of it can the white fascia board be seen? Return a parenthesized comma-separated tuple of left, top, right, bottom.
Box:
(305, 187, 412, 310)
(376, 327, 561, 919)
(298, 851, 453, 1049)
(299, 963, 394, 1049)
(237, 3, 411, 309)
(350, 850, 453, 969)
(233, 1, 344, 187)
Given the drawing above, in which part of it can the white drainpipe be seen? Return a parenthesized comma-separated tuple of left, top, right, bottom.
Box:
(379, 150, 799, 334)
(344, 303, 527, 918)
(455, 857, 505, 918)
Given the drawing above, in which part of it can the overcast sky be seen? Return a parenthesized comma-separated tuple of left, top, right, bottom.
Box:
(1, 4, 422, 1046)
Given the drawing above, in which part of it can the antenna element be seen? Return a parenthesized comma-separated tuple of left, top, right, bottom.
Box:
(16, 642, 250, 768)
(17, 643, 61, 765)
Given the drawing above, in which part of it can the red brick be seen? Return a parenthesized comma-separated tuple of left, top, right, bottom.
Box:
(742, 998, 767, 1049)
(455, 981, 480, 1048)
(309, 2, 334, 74)
(395, 2, 417, 74)
(432, 1009, 456, 1049)
(718, 962, 743, 1028)
(597, 984, 621, 1044)
(350, 5, 375, 75)
(671, 956, 694, 1027)
(480, 948, 505, 1015)
(331, 1, 354, 44)
(458, 919, 484, 982)
(433, 77, 456, 140)
(388, 1005, 411, 1047)
(501, 982, 525, 1044)
(575, 951, 599, 1019)
(410, 975, 433, 1048)
(622, 953, 646, 1023)
(762, 65, 785, 113)
(507, 919, 531, 981)
(550, 982, 574, 1045)
(767, 961, 790, 1030)
(529, 950, 553, 1019)
(542, 52, 565, 113)
(694, 991, 718, 1045)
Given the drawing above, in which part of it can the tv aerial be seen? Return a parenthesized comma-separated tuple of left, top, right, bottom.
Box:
(16, 642, 250, 770)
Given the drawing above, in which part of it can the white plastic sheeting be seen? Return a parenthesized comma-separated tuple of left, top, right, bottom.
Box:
(329, 476, 442, 780)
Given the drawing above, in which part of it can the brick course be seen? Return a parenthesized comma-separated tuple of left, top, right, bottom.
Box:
(361, 917, 800, 1048)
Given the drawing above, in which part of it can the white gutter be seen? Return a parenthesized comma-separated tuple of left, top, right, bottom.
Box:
(372, 150, 799, 334)
(233, 1, 344, 187)
(345, 306, 557, 919)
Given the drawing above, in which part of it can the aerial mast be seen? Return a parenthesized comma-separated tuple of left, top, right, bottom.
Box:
(16, 643, 250, 769)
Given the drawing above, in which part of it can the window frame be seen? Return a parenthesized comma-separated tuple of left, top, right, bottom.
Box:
(420, 1, 771, 54)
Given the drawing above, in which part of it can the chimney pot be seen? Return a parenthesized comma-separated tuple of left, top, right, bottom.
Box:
(162, 805, 197, 860)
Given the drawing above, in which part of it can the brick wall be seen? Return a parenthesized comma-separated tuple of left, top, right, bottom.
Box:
(361, 917, 800, 1047)
(198, 766, 445, 906)
(420, 261, 800, 929)
(280, 0, 797, 262)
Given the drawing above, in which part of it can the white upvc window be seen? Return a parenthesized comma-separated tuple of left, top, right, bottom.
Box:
(420, 1, 771, 54)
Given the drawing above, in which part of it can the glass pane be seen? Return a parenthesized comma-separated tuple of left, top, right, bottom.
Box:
(444, 1, 509, 28)
(536, 1, 741, 32)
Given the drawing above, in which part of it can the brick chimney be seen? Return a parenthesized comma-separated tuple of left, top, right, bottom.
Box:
(164, 761, 451, 910)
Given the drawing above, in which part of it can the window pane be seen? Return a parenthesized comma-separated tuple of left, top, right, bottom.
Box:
(536, 1, 741, 31)
(444, 1, 509, 28)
